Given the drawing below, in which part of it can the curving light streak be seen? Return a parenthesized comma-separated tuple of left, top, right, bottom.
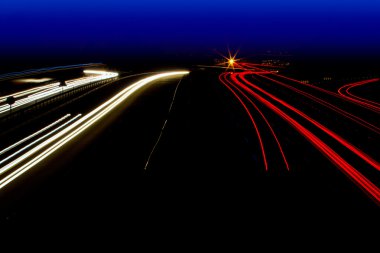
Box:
(248, 86, 380, 203)
(219, 75, 268, 171)
(219, 74, 289, 171)
(240, 62, 380, 112)
(257, 74, 380, 134)
(240, 73, 380, 171)
(338, 80, 380, 112)
(269, 70, 380, 114)
(236, 74, 380, 172)
(0, 71, 189, 190)
(220, 69, 380, 204)
(0, 114, 71, 156)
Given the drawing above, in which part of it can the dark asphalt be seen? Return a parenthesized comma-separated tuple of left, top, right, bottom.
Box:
(0, 69, 379, 227)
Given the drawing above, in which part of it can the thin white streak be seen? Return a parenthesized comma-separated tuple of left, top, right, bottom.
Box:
(144, 77, 184, 171)
(0, 114, 82, 173)
(0, 71, 188, 189)
(0, 114, 71, 156)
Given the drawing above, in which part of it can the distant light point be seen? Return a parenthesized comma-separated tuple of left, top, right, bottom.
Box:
(216, 49, 240, 71)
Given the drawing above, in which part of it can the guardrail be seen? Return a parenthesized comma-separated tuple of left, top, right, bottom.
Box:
(0, 76, 118, 124)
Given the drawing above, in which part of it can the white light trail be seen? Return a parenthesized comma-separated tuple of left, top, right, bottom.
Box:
(0, 82, 59, 102)
(15, 78, 53, 84)
(0, 70, 118, 115)
(83, 70, 119, 76)
(0, 114, 82, 174)
(0, 114, 71, 156)
(0, 71, 189, 189)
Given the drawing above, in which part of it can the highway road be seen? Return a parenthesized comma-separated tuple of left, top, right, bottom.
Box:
(0, 65, 378, 225)
(146, 64, 379, 209)
(0, 71, 188, 188)
(218, 62, 379, 205)
(0, 70, 189, 224)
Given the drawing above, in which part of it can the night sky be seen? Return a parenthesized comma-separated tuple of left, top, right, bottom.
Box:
(1, 0, 380, 63)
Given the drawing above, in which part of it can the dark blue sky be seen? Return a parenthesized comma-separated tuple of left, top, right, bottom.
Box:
(1, 0, 380, 61)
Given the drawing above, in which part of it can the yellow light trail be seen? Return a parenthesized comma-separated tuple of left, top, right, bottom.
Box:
(0, 114, 82, 172)
(0, 83, 59, 102)
(0, 71, 189, 189)
(15, 78, 53, 83)
(0, 114, 71, 156)
(83, 70, 118, 76)
(0, 70, 118, 114)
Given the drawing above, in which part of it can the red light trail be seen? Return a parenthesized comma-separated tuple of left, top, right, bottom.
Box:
(240, 62, 380, 113)
(219, 74, 290, 171)
(220, 77, 268, 171)
(338, 80, 380, 113)
(219, 64, 380, 204)
(256, 74, 380, 134)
